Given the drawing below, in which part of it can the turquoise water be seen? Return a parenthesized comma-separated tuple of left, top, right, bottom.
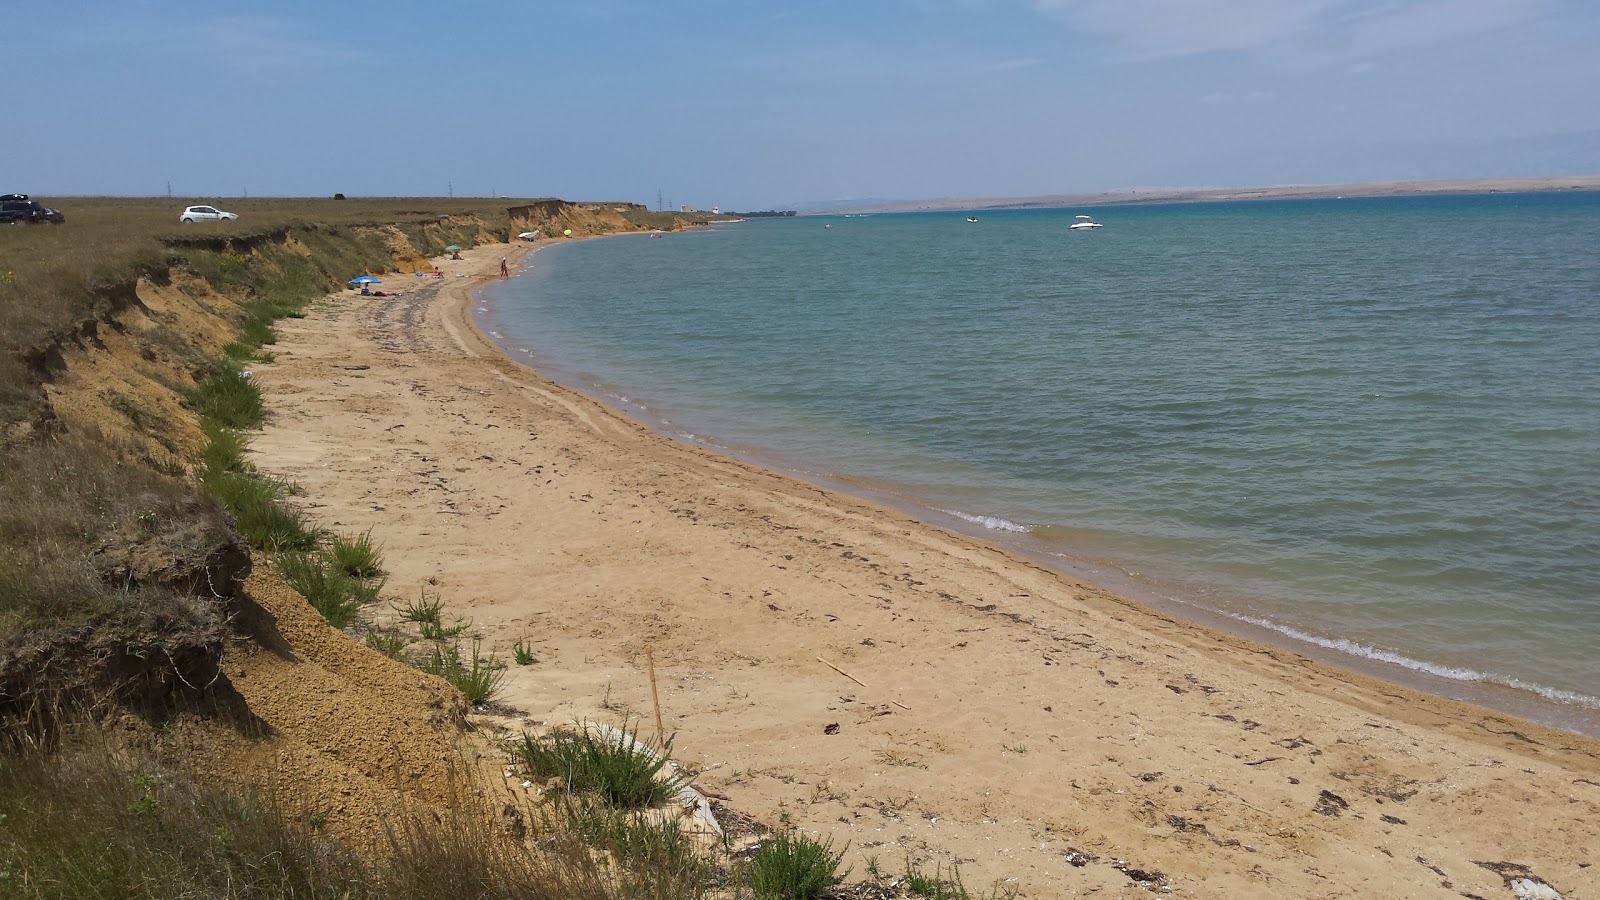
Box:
(478, 194, 1600, 730)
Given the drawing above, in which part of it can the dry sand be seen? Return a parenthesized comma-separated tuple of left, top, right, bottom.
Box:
(250, 242, 1600, 898)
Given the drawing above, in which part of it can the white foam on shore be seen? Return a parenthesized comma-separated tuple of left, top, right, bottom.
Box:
(939, 508, 1031, 533)
(1224, 611, 1600, 710)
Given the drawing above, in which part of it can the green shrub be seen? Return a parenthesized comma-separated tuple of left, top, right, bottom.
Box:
(749, 831, 847, 900)
(512, 720, 678, 809)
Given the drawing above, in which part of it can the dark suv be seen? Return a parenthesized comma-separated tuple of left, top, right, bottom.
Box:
(1, 194, 65, 225)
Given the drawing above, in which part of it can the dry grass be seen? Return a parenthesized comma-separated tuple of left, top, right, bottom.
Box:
(0, 718, 718, 900)
(0, 195, 536, 427)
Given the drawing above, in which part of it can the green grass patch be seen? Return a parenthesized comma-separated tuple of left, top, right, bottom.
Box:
(512, 720, 679, 809)
(748, 831, 848, 900)
(203, 469, 316, 552)
(186, 369, 262, 429)
(364, 628, 408, 659)
(275, 551, 382, 629)
(327, 529, 384, 579)
(419, 639, 503, 706)
(564, 800, 709, 887)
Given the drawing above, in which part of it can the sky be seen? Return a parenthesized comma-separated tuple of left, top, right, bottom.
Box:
(7, 0, 1599, 209)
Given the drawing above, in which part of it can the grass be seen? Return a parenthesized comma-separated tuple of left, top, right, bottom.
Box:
(748, 831, 847, 900)
(364, 628, 408, 659)
(418, 639, 504, 706)
(204, 468, 317, 552)
(0, 719, 721, 900)
(186, 368, 264, 429)
(327, 529, 384, 578)
(276, 550, 384, 629)
(563, 799, 712, 891)
(512, 720, 681, 809)
(394, 590, 445, 625)
(420, 616, 471, 641)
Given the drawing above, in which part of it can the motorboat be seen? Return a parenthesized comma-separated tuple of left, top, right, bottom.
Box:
(1069, 215, 1103, 230)
(966, 216, 979, 223)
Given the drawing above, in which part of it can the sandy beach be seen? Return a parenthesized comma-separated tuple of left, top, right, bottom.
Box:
(249, 241, 1600, 898)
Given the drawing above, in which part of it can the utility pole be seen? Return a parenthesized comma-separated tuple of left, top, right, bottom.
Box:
(658, 188, 664, 211)
(448, 180, 454, 198)
(165, 180, 172, 198)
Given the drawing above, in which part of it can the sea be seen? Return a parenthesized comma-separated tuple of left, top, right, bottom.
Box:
(477, 193, 1600, 735)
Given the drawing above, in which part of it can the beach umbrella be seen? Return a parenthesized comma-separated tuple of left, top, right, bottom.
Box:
(349, 276, 381, 285)
(445, 245, 461, 252)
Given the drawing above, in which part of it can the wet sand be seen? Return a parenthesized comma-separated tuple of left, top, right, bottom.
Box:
(250, 241, 1600, 898)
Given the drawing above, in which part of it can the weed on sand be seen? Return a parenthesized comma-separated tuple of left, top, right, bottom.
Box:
(748, 831, 848, 900)
(513, 720, 680, 809)
(419, 639, 504, 706)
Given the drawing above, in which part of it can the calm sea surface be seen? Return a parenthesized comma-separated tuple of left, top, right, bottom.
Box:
(478, 194, 1600, 732)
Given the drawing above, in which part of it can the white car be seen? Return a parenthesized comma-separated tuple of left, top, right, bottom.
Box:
(179, 205, 238, 223)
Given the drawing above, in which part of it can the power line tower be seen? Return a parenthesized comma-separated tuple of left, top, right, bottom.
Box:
(658, 189, 664, 211)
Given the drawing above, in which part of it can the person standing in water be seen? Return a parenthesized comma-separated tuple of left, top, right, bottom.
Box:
(500, 257, 509, 277)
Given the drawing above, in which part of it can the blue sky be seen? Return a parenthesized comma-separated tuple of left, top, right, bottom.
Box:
(8, 1, 1598, 209)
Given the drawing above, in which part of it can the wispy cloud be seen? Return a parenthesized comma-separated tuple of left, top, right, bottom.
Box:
(1031, 0, 1550, 62)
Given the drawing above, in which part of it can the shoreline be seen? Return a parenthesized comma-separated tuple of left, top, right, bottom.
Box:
(251, 237, 1600, 897)
(477, 233, 1600, 738)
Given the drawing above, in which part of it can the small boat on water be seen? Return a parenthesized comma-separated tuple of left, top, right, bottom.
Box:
(1069, 215, 1103, 231)
(966, 216, 979, 223)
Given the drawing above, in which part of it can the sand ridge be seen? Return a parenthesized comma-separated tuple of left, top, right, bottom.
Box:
(249, 240, 1600, 898)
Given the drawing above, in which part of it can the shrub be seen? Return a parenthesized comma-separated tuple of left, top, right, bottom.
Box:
(512, 720, 679, 809)
(748, 831, 848, 900)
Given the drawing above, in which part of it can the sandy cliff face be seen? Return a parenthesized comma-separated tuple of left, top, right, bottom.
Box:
(11, 221, 500, 842)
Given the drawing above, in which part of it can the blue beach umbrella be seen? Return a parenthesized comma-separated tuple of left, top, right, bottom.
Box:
(349, 276, 381, 285)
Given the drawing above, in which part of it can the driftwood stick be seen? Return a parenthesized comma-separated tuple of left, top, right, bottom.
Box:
(647, 646, 666, 748)
(817, 656, 868, 688)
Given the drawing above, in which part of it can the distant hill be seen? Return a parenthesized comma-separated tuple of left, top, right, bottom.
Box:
(808, 174, 1600, 216)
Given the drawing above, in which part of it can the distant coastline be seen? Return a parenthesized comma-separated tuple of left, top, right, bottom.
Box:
(816, 174, 1600, 215)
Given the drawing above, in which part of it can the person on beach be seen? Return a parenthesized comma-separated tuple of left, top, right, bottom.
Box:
(500, 257, 509, 277)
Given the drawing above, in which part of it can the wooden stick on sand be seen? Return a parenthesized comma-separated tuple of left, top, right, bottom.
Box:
(647, 646, 666, 747)
(818, 656, 868, 687)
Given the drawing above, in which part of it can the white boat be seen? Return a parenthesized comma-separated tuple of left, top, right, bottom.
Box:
(966, 217, 979, 223)
(1069, 215, 1103, 230)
